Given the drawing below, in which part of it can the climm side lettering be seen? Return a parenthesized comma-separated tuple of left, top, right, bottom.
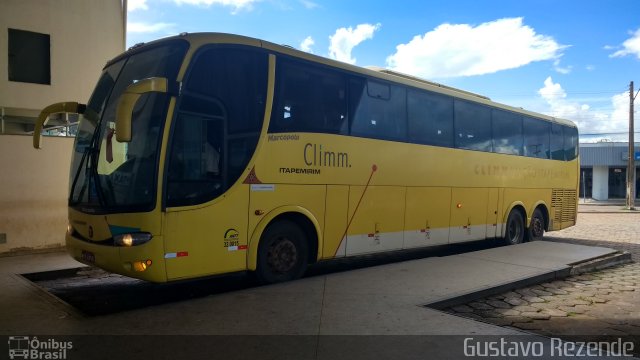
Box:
(303, 143, 351, 168)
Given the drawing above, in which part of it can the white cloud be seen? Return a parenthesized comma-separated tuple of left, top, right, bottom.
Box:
(328, 23, 381, 64)
(585, 65, 595, 71)
(173, 0, 259, 13)
(610, 28, 640, 59)
(128, 22, 175, 33)
(128, 0, 148, 11)
(538, 76, 632, 142)
(299, 0, 319, 9)
(300, 36, 315, 53)
(553, 59, 572, 74)
(386, 17, 565, 79)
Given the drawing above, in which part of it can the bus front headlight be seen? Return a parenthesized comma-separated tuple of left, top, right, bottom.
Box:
(114, 232, 152, 247)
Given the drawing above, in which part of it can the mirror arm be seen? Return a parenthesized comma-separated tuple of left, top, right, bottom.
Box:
(33, 102, 86, 149)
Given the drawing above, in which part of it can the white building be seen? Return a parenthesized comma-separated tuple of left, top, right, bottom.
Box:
(579, 142, 639, 200)
(0, 0, 125, 253)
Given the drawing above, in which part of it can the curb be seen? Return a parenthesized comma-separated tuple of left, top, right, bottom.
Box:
(423, 250, 632, 310)
(569, 251, 632, 275)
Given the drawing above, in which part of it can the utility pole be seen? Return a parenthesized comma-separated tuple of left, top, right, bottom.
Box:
(627, 81, 637, 210)
(123, 0, 128, 50)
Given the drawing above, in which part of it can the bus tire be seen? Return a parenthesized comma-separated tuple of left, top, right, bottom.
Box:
(526, 208, 545, 241)
(503, 209, 524, 245)
(256, 220, 309, 284)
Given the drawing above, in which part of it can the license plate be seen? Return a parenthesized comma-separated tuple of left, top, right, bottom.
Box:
(80, 250, 95, 264)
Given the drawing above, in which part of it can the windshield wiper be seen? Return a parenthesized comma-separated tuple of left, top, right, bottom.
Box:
(69, 110, 106, 207)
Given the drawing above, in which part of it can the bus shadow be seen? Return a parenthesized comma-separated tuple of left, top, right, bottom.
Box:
(22, 240, 504, 317)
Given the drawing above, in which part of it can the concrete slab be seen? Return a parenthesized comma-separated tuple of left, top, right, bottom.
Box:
(0, 240, 621, 337)
(458, 241, 618, 268)
(321, 256, 556, 300)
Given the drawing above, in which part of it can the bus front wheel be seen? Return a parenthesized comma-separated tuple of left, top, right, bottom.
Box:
(256, 220, 309, 284)
(503, 209, 524, 245)
(526, 208, 545, 241)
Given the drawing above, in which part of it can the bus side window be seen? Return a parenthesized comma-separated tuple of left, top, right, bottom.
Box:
(564, 126, 578, 161)
(350, 79, 406, 141)
(319, 74, 348, 134)
(167, 113, 224, 206)
(168, 46, 267, 207)
(551, 123, 565, 160)
(270, 60, 347, 135)
(454, 99, 492, 152)
(523, 117, 551, 159)
(186, 48, 266, 135)
(407, 89, 453, 147)
(491, 109, 522, 155)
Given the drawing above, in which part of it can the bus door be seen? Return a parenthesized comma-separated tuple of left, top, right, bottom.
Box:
(163, 110, 250, 280)
(163, 46, 267, 280)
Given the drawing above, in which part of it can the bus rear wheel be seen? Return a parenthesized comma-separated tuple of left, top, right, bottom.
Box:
(526, 208, 545, 241)
(256, 220, 308, 284)
(503, 209, 524, 245)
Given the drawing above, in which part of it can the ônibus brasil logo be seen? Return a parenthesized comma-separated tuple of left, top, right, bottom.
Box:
(8, 336, 72, 359)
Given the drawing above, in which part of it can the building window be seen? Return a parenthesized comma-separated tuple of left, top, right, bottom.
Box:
(8, 28, 51, 85)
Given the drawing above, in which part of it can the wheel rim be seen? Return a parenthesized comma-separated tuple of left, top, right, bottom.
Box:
(531, 216, 544, 238)
(267, 237, 298, 274)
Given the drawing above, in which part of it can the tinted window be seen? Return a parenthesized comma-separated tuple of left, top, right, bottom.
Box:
(492, 109, 523, 155)
(367, 81, 390, 99)
(270, 60, 347, 134)
(167, 114, 224, 206)
(407, 90, 454, 147)
(73, 42, 188, 211)
(454, 100, 492, 151)
(350, 79, 406, 140)
(187, 47, 267, 134)
(523, 117, 550, 159)
(550, 123, 565, 160)
(167, 47, 266, 207)
(564, 125, 579, 161)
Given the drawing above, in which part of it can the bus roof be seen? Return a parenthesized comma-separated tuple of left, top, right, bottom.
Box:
(116, 32, 577, 129)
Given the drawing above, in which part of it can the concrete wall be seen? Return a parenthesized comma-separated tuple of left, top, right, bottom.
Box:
(0, 135, 73, 253)
(0, 1, 123, 253)
(0, 0, 124, 117)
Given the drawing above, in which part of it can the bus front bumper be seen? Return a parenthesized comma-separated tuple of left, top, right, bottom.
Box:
(66, 233, 168, 283)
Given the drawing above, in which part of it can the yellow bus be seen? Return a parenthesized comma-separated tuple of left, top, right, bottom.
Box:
(34, 33, 578, 284)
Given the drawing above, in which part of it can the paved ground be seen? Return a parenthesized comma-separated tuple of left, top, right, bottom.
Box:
(1, 203, 637, 358)
(445, 203, 640, 351)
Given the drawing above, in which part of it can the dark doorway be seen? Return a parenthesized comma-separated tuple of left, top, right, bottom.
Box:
(609, 167, 626, 198)
(580, 168, 592, 198)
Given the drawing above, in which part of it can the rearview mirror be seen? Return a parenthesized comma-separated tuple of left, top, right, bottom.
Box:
(115, 77, 168, 143)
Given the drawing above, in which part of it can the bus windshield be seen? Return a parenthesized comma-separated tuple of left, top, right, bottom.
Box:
(69, 41, 188, 212)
